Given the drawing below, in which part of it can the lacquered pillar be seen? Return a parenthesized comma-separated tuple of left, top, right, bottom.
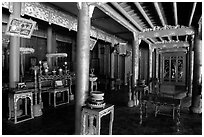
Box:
(190, 31, 202, 114)
(47, 26, 52, 68)
(75, 2, 91, 134)
(9, 2, 21, 88)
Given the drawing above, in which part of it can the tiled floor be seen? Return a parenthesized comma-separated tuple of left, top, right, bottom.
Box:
(2, 86, 202, 135)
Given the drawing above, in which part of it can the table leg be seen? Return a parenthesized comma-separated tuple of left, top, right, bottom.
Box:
(176, 106, 180, 132)
(39, 92, 43, 109)
(25, 98, 28, 116)
(89, 115, 96, 135)
(96, 115, 100, 135)
(109, 108, 114, 135)
(30, 95, 34, 118)
(62, 91, 65, 103)
(67, 89, 69, 103)
(54, 92, 56, 107)
(172, 106, 175, 120)
(80, 110, 86, 135)
(145, 102, 148, 118)
(155, 105, 159, 117)
(133, 91, 137, 106)
(49, 92, 51, 106)
(14, 98, 18, 124)
(8, 95, 11, 120)
(139, 100, 143, 125)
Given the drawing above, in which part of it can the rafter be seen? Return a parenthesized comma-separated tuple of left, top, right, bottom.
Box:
(185, 2, 197, 42)
(167, 36, 171, 41)
(143, 39, 152, 45)
(154, 2, 166, 26)
(173, 2, 178, 25)
(148, 38, 155, 44)
(188, 2, 197, 26)
(92, 16, 110, 21)
(154, 3, 171, 42)
(111, 2, 143, 31)
(159, 37, 164, 42)
(173, 2, 179, 41)
(97, 3, 138, 33)
(134, 2, 154, 28)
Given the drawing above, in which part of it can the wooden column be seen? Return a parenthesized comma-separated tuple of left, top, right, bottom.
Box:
(117, 54, 120, 79)
(187, 35, 194, 97)
(149, 45, 153, 79)
(110, 43, 115, 90)
(132, 32, 140, 87)
(75, 2, 91, 134)
(149, 45, 153, 92)
(155, 49, 159, 80)
(47, 26, 52, 68)
(190, 32, 202, 114)
(9, 2, 21, 88)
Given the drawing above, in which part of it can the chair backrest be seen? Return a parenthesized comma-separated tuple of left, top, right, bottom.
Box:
(159, 84, 176, 98)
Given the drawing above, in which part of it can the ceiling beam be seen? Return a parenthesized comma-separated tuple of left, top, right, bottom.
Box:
(97, 3, 138, 33)
(139, 27, 195, 39)
(152, 41, 189, 49)
(111, 2, 143, 31)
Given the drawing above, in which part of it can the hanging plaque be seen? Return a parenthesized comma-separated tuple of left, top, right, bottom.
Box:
(90, 38, 97, 50)
(5, 17, 36, 38)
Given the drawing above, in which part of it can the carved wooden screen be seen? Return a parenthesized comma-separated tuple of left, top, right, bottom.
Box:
(161, 52, 186, 85)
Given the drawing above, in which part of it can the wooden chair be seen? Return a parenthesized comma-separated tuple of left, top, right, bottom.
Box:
(115, 78, 121, 90)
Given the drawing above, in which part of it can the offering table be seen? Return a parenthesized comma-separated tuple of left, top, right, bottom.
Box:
(81, 104, 114, 135)
(8, 88, 34, 124)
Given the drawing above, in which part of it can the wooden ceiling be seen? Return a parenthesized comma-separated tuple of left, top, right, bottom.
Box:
(50, 2, 202, 47)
